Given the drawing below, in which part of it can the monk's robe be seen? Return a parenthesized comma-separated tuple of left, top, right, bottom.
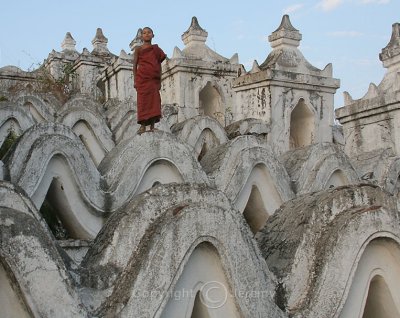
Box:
(134, 44, 166, 125)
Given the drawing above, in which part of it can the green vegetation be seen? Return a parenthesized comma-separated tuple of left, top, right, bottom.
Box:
(0, 130, 19, 160)
(35, 62, 77, 103)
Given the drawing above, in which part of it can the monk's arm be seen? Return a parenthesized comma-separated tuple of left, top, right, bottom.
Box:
(132, 47, 140, 75)
(160, 49, 167, 63)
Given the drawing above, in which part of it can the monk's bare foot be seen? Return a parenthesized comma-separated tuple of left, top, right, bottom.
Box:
(137, 125, 146, 135)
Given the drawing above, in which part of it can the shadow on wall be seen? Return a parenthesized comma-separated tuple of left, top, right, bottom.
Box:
(341, 238, 400, 318)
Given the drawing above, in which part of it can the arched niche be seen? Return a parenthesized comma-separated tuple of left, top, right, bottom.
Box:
(160, 242, 241, 317)
(199, 82, 224, 126)
(340, 238, 400, 317)
(243, 185, 269, 234)
(73, 120, 106, 166)
(362, 275, 399, 318)
(195, 128, 219, 161)
(24, 101, 45, 123)
(0, 118, 21, 143)
(235, 164, 283, 233)
(290, 99, 314, 149)
(198, 142, 208, 162)
(0, 120, 20, 159)
(325, 169, 349, 189)
(135, 159, 184, 195)
(39, 177, 78, 240)
(0, 260, 31, 318)
(32, 155, 103, 239)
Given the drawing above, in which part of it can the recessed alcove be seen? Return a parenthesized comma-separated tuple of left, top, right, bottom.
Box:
(73, 120, 105, 166)
(39, 178, 72, 240)
(195, 128, 219, 161)
(290, 99, 314, 149)
(24, 101, 45, 122)
(243, 185, 269, 234)
(362, 275, 399, 318)
(135, 159, 184, 194)
(325, 169, 348, 189)
(235, 164, 283, 234)
(199, 82, 224, 126)
(0, 127, 20, 160)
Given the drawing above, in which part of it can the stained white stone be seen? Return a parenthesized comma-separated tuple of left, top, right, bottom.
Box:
(0, 14, 399, 318)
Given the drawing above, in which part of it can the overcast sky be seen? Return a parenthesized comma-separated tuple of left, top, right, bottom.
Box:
(0, 0, 398, 107)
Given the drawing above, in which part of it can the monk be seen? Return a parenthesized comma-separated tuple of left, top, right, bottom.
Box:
(133, 27, 167, 134)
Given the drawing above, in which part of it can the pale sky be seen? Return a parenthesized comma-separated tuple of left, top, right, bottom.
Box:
(0, 0, 398, 107)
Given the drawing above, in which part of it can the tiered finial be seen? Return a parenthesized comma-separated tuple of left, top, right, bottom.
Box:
(129, 28, 143, 52)
(379, 23, 400, 70)
(268, 15, 302, 49)
(61, 32, 77, 52)
(181, 16, 208, 46)
(91, 28, 110, 55)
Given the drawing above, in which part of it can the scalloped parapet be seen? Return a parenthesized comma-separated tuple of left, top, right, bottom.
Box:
(200, 135, 294, 209)
(234, 14, 338, 81)
(0, 65, 33, 75)
(342, 22, 400, 106)
(336, 22, 400, 158)
(171, 115, 228, 159)
(281, 142, 359, 194)
(0, 181, 87, 316)
(171, 46, 183, 58)
(3, 18, 400, 318)
(0, 66, 38, 97)
(100, 48, 134, 101)
(225, 118, 270, 139)
(249, 60, 261, 73)
(257, 184, 399, 317)
(229, 53, 239, 64)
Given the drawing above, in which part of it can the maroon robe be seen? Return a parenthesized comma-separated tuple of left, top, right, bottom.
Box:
(134, 44, 166, 125)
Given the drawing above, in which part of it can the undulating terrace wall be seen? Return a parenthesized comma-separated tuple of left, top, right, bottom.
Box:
(257, 184, 400, 318)
(1, 14, 400, 318)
